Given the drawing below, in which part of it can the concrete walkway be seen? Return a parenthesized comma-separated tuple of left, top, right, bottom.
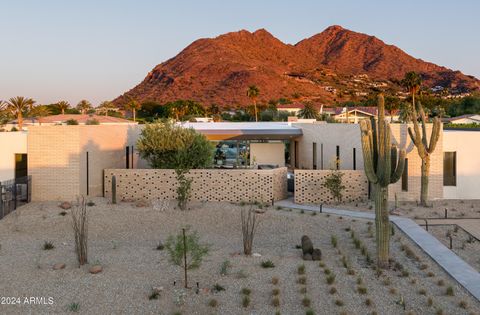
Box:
(414, 218, 480, 240)
(275, 199, 480, 301)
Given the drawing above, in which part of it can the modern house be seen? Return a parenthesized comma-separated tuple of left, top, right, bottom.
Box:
(0, 121, 479, 202)
(444, 114, 480, 124)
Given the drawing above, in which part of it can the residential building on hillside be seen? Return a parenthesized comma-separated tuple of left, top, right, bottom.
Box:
(444, 114, 480, 124)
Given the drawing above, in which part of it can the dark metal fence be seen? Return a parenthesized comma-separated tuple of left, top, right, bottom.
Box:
(0, 176, 31, 220)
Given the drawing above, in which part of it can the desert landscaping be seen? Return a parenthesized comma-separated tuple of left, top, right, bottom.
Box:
(0, 198, 479, 315)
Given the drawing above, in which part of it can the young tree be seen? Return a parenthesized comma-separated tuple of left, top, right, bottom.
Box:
(407, 102, 441, 206)
(97, 101, 117, 116)
(137, 122, 214, 209)
(5, 96, 35, 130)
(165, 228, 210, 288)
(297, 103, 319, 119)
(124, 97, 141, 122)
(76, 100, 92, 114)
(56, 101, 70, 115)
(359, 94, 406, 268)
(247, 85, 260, 122)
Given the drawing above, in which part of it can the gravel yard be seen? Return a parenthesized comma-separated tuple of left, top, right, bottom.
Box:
(0, 198, 479, 315)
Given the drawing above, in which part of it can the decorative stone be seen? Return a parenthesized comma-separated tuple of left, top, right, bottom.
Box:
(89, 265, 103, 274)
(59, 202, 72, 210)
(312, 248, 322, 261)
(152, 286, 164, 294)
(301, 235, 313, 255)
(252, 253, 262, 257)
(303, 253, 313, 261)
(52, 263, 66, 270)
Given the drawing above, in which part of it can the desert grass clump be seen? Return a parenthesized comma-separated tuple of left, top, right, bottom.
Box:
(329, 287, 337, 294)
(318, 261, 325, 268)
(261, 260, 275, 268)
(43, 241, 55, 250)
(220, 260, 231, 276)
(427, 271, 435, 277)
(72, 197, 88, 265)
(427, 297, 433, 306)
(272, 288, 280, 296)
(148, 290, 160, 300)
(68, 302, 80, 312)
(302, 297, 311, 307)
(272, 297, 280, 307)
(298, 264, 306, 275)
(335, 299, 344, 306)
(458, 300, 468, 309)
(271, 277, 279, 285)
(242, 295, 250, 308)
(324, 268, 331, 275)
(241, 288, 251, 296)
(299, 286, 307, 294)
(241, 206, 258, 255)
(418, 288, 427, 295)
(445, 286, 454, 296)
(419, 263, 429, 270)
(437, 279, 445, 286)
(356, 277, 363, 285)
(365, 298, 372, 306)
(298, 276, 307, 285)
(357, 286, 367, 294)
(389, 288, 397, 295)
(208, 299, 218, 308)
(382, 278, 391, 286)
(347, 268, 355, 275)
(331, 235, 338, 248)
(326, 274, 336, 285)
(306, 310, 315, 315)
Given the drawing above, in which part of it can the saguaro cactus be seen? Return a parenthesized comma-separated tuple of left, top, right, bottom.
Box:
(111, 175, 117, 204)
(360, 94, 406, 268)
(407, 102, 441, 207)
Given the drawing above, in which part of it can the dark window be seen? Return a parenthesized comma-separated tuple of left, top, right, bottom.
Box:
(321, 143, 324, 170)
(402, 158, 408, 191)
(15, 154, 28, 178)
(443, 152, 457, 186)
(313, 143, 317, 169)
(336, 145, 340, 170)
(353, 148, 356, 170)
(126, 146, 130, 169)
(294, 141, 299, 168)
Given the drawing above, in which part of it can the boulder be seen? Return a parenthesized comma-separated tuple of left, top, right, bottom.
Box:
(303, 253, 313, 261)
(52, 263, 66, 270)
(59, 202, 72, 210)
(301, 235, 313, 255)
(312, 248, 322, 261)
(89, 265, 103, 274)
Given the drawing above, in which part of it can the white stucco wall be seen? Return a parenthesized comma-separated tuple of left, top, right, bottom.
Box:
(250, 142, 285, 166)
(443, 130, 480, 199)
(0, 132, 28, 182)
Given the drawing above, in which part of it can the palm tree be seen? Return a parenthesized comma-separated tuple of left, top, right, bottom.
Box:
(5, 96, 35, 130)
(56, 101, 70, 115)
(76, 100, 92, 114)
(247, 85, 260, 122)
(124, 98, 141, 122)
(97, 101, 117, 116)
(30, 105, 51, 118)
(297, 103, 319, 119)
(401, 71, 422, 109)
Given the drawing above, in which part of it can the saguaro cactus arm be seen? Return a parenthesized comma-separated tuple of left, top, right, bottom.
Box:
(360, 120, 379, 184)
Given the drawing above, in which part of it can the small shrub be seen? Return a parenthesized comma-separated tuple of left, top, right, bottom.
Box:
(236, 269, 248, 279)
(156, 242, 165, 250)
(272, 297, 280, 307)
(59, 211, 67, 216)
(365, 298, 372, 306)
(347, 268, 355, 275)
(86, 200, 95, 207)
(401, 270, 410, 277)
(427, 297, 433, 306)
(437, 279, 445, 286)
(68, 302, 80, 312)
(242, 296, 250, 308)
(326, 274, 336, 284)
(331, 235, 338, 248)
(299, 286, 307, 294)
(419, 263, 429, 270)
(212, 283, 225, 292)
(65, 119, 79, 125)
(418, 288, 427, 295)
(446, 286, 454, 296)
(272, 288, 280, 296)
(261, 260, 275, 268)
(382, 278, 391, 286)
(458, 300, 468, 309)
(148, 291, 159, 300)
(208, 299, 218, 308)
(389, 288, 397, 294)
(427, 271, 435, 277)
(335, 299, 344, 306)
(306, 310, 315, 315)
(435, 308, 444, 315)
(329, 287, 337, 294)
(43, 241, 55, 250)
(318, 261, 325, 268)
(298, 276, 306, 285)
(241, 288, 251, 296)
(298, 264, 306, 275)
(302, 297, 311, 307)
(322, 169, 346, 203)
(220, 260, 231, 275)
(356, 277, 363, 285)
(271, 277, 279, 285)
(357, 286, 367, 294)
(324, 268, 331, 275)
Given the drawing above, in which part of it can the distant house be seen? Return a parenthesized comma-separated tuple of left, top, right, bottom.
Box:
(321, 107, 399, 123)
(5, 114, 136, 130)
(277, 103, 305, 115)
(443, 114, 480, 124)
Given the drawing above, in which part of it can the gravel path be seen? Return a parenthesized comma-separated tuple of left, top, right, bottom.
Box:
(0, 198, 479, 315)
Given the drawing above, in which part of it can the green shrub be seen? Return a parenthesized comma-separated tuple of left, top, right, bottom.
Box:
(68, 302, 80, 312)
(220, 260, 231, 276)
(65, 119, 78, 125)
(331, 235, 338, 248)
(302, 297, 311, 307)
(208, 299, 218, 307)
(446, 286, 454, 296)
(322, 170, 345, 203)
(261, 260, 275, 268)
(242, 295, 250, 308)
(43, 241, 55, 250)
(298, 264, 306, 275)
(272, 297, 280, 307)
(241, 288, 251, 296)
(326, 274, 336, 284)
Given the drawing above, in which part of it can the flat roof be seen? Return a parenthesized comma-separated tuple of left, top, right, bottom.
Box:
(179, 122, 303, 140)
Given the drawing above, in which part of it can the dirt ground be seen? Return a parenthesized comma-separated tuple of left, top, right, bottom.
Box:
(0, 198, 478, 315)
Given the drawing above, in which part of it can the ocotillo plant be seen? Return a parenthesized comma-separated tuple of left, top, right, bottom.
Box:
(359, 94, 406, 268)
(111, 175, 117, 204)
(407, 102, 441, 207)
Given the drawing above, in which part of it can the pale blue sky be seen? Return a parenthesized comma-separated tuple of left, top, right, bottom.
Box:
(0, 0, 478, 106)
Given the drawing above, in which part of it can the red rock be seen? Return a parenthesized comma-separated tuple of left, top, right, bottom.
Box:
(52, 263, 66, 270)
(89, 265, 103, 274)
(59, 202, 72, 210)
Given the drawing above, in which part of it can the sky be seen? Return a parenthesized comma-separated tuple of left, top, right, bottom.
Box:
(1, 0, 479, 106)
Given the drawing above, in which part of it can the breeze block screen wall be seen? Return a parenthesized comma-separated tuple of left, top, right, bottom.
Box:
(294, 170, 369, 204)
(104, 167, 288, 203)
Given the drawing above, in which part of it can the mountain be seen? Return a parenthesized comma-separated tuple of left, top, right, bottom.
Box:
(113, 26, 479, 107)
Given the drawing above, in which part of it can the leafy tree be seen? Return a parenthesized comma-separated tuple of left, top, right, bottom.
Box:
(138, 101, 168, 120)
(123, 97, 140, 122)
(76, 100, 92, 114)
(384, 95, 401, 122)
(56, 101, 70, 115)
(165, 228, 210, 288)
(297, 103, 319, 119)
(247, 85, 260, 122)
(401, 71, 422, 108)
(322, 170, 346, 204)
(97, 101, 117, 116)
(166, 100, 205, 121)
(4, 96, 35, 130)
(206, 103, 220, 116)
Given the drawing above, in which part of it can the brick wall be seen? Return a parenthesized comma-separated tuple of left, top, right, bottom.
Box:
(294, 170, 368, 204)
(104, 167, 288, 203)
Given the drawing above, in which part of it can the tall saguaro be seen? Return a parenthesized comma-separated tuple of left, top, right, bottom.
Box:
(407, 102, 441, 206)
(360, 94, 406, 268)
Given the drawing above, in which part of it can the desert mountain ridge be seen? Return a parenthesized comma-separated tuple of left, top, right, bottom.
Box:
(113, 25, 479, 107)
